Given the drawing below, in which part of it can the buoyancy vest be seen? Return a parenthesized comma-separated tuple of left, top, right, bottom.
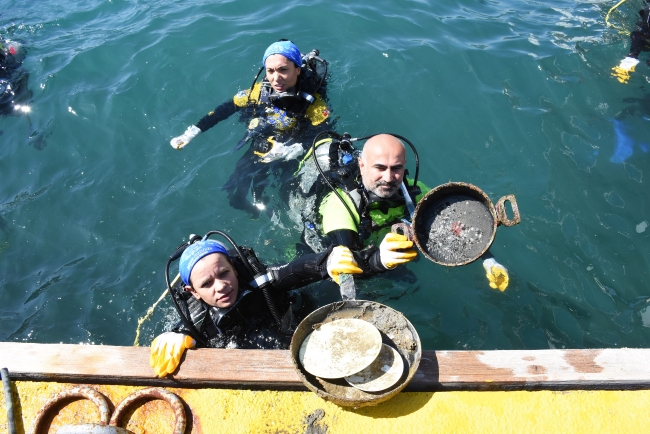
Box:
(232, 52, 330, 131)
(233, 82, 329, 130)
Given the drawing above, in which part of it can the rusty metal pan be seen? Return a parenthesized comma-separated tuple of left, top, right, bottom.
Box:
(290, 300, 421, 407)
(394, 182, 520, 266)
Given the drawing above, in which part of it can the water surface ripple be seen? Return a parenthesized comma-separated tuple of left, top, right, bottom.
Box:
(0, 0, 648, 350)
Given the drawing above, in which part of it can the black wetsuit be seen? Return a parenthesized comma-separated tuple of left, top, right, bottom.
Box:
(170, 249, 331, 349)
(629, 6, 650, 62)
(0, 41, 30, 116)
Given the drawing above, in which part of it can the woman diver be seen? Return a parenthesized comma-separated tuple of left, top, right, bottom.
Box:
(168, 40, 331, 217)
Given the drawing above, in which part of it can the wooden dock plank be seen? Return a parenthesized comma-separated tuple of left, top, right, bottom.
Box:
(1, 343, 649, 391)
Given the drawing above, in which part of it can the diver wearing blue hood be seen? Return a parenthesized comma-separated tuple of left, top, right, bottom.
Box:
(169, 40, 331, 217)
(149, 235, 365, 377)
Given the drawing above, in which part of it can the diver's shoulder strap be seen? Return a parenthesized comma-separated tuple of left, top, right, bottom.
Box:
(249, 272, 273, 289)
(234, 82, 264, 107)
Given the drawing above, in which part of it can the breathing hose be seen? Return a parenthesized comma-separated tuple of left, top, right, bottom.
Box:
(165, 234, 206, 346)
(310, 131, 362, 231)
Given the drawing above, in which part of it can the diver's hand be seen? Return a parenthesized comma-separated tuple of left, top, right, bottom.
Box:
(259, 138, 305, 163)
(327, 246, 363, 284)
(379, 232, 417, 269)
(170, 125, 201, 150)
(612, 57, 639, 84)
(482, 257, 509, 292)
(150, 332, 195, 377)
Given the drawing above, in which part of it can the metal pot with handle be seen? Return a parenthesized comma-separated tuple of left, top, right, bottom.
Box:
(393, 182, 520, 266)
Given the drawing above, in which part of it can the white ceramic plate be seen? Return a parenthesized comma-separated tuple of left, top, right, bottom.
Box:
(344, 344, 404, 392)
(298, 318, 382, 379)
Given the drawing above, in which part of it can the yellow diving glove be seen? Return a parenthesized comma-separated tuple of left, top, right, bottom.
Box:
(611, 57, 639, 84)
(482, 257, 509, 292)
(150, 332, 196, 377)
(379, 232, 418, 269)
(326, 246, 363, 284)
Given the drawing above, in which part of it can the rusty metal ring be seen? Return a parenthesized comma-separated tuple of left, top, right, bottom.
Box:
(391, 222, 413, 240)
(109, 387, 186, 434)
(495, 194, 521, 227)
(30, 386, 110, 434)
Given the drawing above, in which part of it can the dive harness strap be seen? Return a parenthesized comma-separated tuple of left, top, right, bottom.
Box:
(299, 91, 315, 104)
(249, 272, 274, 289)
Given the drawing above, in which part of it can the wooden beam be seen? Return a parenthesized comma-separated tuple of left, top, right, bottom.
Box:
(1, 343, 649, 391)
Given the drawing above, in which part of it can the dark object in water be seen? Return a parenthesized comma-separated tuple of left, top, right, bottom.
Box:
(0, 39, 31, 116)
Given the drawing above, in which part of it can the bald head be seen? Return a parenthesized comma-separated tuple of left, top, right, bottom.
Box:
(358, 134, 406, 198)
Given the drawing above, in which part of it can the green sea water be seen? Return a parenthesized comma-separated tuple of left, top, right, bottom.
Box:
(0, 0, 649, 350)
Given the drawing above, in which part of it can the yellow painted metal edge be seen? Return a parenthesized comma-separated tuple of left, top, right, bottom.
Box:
(3, 382, 650, 433)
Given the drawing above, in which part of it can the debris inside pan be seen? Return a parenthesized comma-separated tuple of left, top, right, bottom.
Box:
(290, 301, 422, 407)
(422, 195, 495, 264)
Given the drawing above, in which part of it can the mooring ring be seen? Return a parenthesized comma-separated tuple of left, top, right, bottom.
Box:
(30, 386, 110, 434)
(109, 387, 186, 434)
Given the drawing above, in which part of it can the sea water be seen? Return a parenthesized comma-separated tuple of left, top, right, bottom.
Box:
(0, 0, 649, 350)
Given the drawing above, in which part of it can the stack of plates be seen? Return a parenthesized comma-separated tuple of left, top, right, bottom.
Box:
(298, 318, 404, 392)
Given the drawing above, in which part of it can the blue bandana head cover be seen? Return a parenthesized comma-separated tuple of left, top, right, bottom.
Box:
(179, 240, 229, 286)
(262, 41, 302, 68)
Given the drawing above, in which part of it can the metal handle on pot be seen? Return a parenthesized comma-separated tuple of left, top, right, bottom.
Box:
(495, 194, 521, 227)
(391, 222, 414, 241)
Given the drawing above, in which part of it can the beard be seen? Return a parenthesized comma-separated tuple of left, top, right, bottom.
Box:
(367, 180, 400, 198)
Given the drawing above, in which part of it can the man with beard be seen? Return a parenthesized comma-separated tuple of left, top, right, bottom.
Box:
(317, 134, 427, 275)
(317, 134, 510, 290)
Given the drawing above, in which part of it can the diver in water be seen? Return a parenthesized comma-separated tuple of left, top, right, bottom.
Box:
(169, 39, 331, 217)
(294, 132, 511, 292)
(612, 1, 650, 84)
(310, 133, 432, 280)
(150, 232, 379, 377)
(0, 38, 30, 116)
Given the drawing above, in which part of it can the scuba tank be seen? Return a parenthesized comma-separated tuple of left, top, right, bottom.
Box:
(164, 231, 283, 346)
